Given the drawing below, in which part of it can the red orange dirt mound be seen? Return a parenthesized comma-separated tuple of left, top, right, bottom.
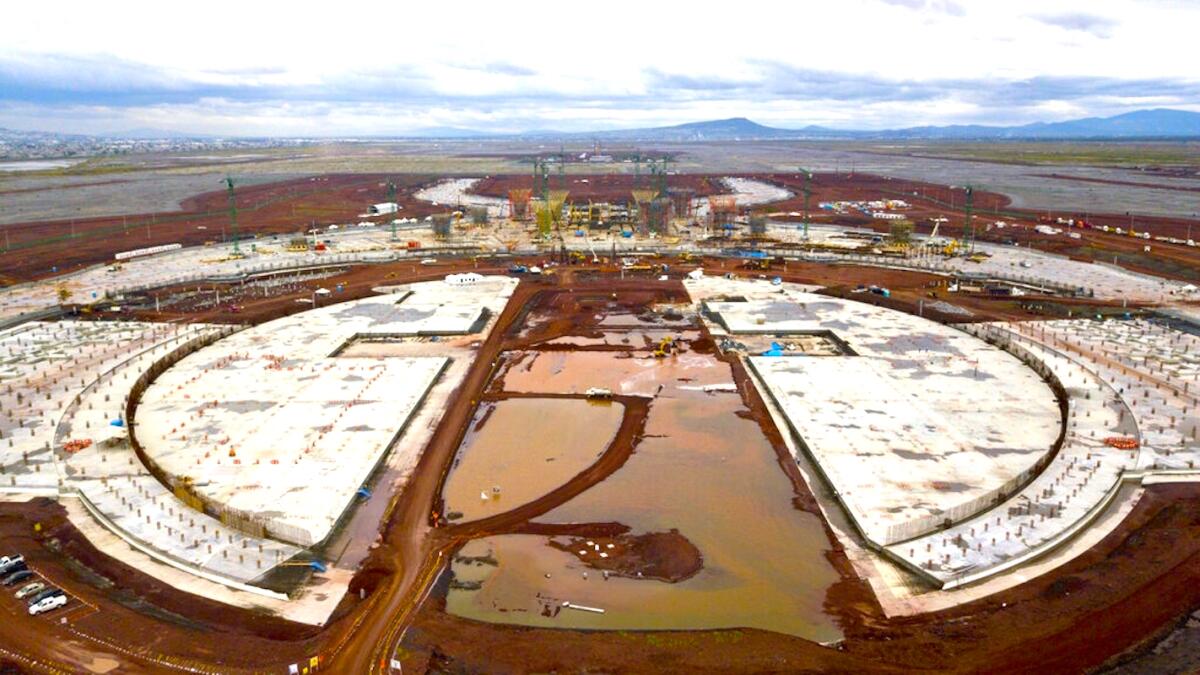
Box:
(548, 529, 703, 583)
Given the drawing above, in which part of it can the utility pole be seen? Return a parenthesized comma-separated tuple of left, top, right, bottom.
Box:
(223, 176, 241, 256)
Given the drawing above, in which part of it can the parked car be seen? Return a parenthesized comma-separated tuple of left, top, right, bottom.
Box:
(15, 581, 45, 599)
(1, 561, 28, 580)
(28, 587, 62, 605)
(3, 569, 33, 586)
(0, 555, 24, 575)
(28, 592, 67, 616)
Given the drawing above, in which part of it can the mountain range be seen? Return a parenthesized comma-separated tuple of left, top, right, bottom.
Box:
(507, 109, 1200, 142)
(4, 109, 1200, 147)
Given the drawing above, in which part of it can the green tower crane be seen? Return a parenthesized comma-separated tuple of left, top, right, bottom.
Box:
(223, 176, 241, 256)
(963, 185, 975, 253)
(558, 145, 566, 189)
(799, 168, 813, 240)
(654, 158, 669, 198)
(387, 180, 398, 242)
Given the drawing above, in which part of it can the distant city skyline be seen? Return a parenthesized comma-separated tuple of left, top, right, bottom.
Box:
(1, 0, 1197, 136)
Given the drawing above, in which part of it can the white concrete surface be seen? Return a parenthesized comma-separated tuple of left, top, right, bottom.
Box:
(1, 321, 203, 492)
(872, 319, 1200, 589)
(690, 277, 1060, 545)
(137, 276, 517, 546)
(0, 320, 308, 592)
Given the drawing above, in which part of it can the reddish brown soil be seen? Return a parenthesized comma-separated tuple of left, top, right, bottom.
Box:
(2, 252, 1199, 674)
(759, 171, 1200, 283)
(0, 174, 441, 284)
(547, 530, 703, 583)
(0, 499, 321, 673)
(5, 169, 1200, 289)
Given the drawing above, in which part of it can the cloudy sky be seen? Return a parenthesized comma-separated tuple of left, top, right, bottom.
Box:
(1, 0, 1198, 136)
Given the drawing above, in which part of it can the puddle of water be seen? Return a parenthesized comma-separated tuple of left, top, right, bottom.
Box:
(543, 330, 681, 348)
(500, 350, 731, 398)
(443, 398, 624, 522)
(450, 354, 844, 642)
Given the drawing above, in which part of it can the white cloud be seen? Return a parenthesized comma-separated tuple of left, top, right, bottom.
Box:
(0, 0, 1197, 134)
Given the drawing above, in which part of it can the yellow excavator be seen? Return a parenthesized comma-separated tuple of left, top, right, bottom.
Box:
(653, 336, 676, 358)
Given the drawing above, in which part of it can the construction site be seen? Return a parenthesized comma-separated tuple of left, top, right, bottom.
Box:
(6, 150, 1200, 674)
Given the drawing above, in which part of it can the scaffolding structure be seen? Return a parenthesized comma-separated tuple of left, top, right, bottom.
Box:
(668, 187, 696, 219)
(708, 194, 739, 234)
(508, 188, 532, 221)
(431, 213, 454, 238)
(534, 190, 569, 238)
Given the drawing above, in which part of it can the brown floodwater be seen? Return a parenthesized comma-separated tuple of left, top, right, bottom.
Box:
(448, 350, 844, 643)
(441, 397, 624, 522)
(498, 348, 731, 398)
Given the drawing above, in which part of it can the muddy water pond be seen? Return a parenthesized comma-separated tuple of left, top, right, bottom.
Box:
(448, 351, 844, 643)
(498, 349, 731, 398)
(442, 397, 624, 522)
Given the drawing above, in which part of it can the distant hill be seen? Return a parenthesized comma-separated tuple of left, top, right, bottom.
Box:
(515, 108, 1200, 141)
(5, 109, 1200, 144)
(1008, 109, 1200, 139)
(587, 117, 802, 141)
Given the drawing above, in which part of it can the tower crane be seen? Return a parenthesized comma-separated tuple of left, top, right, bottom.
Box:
(799, 168, 813, 240)
(223, 176, 243, 258)
(387, 180, 398, 242)
(962, 185, 975, 254)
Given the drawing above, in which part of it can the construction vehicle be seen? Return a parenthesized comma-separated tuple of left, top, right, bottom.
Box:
(967, 252, 989, 263)
(653, 336, 676, 358)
